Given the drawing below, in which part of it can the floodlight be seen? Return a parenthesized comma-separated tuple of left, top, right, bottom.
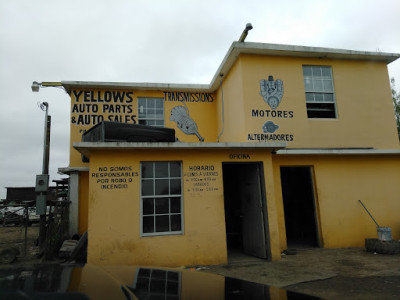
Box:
(238, 23, 253, 42)
(32, 81, 40, 92)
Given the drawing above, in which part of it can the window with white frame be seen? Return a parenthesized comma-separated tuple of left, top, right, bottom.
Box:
(126, 268, 181, 300)
(303, 65, 337, 118)
(141, 161, 183, 236)
(138, 97, 164, 126)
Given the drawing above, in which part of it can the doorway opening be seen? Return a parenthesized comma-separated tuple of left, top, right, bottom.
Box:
(280, 166, 320, 248)
(222, 163, 270, 261)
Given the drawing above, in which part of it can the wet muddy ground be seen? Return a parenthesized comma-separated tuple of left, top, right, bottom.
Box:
(202, 248, 400, 299)
(1, 226, 400, 299)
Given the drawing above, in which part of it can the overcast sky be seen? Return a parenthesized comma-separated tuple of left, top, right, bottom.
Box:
(1, 0, 399, 199)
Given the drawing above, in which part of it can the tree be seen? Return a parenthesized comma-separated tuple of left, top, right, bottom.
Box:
(391, 78, 400, 139)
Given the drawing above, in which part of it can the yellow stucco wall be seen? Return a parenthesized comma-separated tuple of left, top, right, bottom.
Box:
(71, 265, 225, 300)
(217, 54, 399, 148)
(78, 171, 89, 235)
(68, 54, 400, 169)
(85, 149, 281, 266)
(69, 89, 218, 167)
(272, 154, 400, 251)
(68, 49, 400, 266)
(215, 58, 247, 142)
(70, 264, 292, 299)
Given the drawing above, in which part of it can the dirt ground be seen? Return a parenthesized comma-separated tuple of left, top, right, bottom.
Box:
(1, 226, 400, 299)
(0, 225, 41, 265)
(201, 248, 400, 299)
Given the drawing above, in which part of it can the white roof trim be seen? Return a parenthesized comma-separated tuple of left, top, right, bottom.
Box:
(73, 141, 286, 158)
(276, 149, 400, 155)
(60, 42, 400, 93)
(58, 166, 89, 174)
(74, 141, 286, 150)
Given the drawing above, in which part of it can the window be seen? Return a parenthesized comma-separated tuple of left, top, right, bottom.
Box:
(303, 65, 337, 118)
(138, 97, 164, 126)
(141, 161, 183, 236)
(126, 268, 180, 300)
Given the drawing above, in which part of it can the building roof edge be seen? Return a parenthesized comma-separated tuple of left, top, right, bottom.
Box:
(59, 42, 399, 93)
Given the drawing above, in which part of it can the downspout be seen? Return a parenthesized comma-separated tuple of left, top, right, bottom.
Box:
(217, 74, 224, 142)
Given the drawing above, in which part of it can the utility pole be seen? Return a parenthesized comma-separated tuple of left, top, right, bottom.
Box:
(35, 102, 51, 249)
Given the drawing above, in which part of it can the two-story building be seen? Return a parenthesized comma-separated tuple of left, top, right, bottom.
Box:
(50, 41, 399, 267)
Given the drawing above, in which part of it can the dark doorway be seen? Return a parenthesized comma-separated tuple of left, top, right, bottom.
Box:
(222, 163, 269, 260)
(280, 166, 319, 248)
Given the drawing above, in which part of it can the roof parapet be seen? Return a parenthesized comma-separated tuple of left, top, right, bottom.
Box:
(54, 42, 399, 94)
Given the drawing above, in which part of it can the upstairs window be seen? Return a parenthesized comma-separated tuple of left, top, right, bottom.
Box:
(303, 66, 337, 118)
(138, 97, 164, 126)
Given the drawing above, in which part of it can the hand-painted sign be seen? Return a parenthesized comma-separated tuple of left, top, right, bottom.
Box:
(184, 164, 219, 194)
(248, 75, 295, 142)
(163, 92, 213, 102)
(262, 121, 279, 133)
(92, 166, 138, 190)
(71, 90, 136, 126)
(260, 76, 283, 109)
(229, 153, 251, 159)
(170, 106, 204, 141)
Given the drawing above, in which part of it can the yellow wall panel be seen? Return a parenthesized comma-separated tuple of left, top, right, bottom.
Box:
(233, 54, 399, 148)
(69, 89, 218, 167)
(85, 149, 280, 266)
(273, 154, 400, 250)
(78, 171, 89, 234)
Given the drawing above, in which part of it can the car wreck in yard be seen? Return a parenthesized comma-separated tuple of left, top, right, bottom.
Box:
(0, 206, 40, 227)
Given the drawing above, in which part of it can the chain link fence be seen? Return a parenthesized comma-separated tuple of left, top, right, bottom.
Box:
(0, 196, 70, 263)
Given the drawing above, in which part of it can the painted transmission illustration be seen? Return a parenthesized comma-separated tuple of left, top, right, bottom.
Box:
(170, 106, 204, 142)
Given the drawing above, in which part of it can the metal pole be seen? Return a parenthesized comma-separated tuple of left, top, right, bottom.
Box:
(42, 104, 50, 174)
(358, 200, 380, 228)
(24, 204, 28, 256)
(38, 103, 51, 249)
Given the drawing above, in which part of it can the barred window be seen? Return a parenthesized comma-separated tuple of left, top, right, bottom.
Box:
(141, 161, 183, 236)
(138, 97, 164, 126)
(303, 66, 337, 118)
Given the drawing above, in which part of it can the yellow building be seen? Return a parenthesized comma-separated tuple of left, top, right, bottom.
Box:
(52, 41, 400, 267)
